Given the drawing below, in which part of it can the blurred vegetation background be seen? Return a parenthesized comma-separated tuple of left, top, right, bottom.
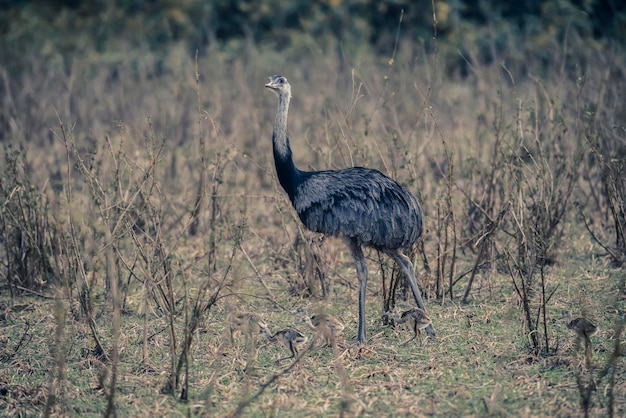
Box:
(1, 0, 624, 76)
(1, 2, 625, 415)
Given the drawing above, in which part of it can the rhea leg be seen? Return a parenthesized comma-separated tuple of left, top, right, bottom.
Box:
(387, 249, 436, 338)
(275, 341, 297, 364)
(401, 321, 419, 346)
(345, 238, 368, 344)
(583, 335, 593, 364)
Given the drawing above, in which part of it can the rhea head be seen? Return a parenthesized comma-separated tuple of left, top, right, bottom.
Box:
(265, 75, 291, 96)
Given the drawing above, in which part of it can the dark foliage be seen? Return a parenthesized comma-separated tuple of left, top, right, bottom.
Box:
(1, 0, 624, 76)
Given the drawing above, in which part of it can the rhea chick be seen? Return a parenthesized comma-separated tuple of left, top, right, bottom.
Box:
(301, 313, 345, 347)
(260, 325, 308, 364)
(227, 312, 267, 343)
(563, 311, 598, 356)
(391, 307, 433, 345)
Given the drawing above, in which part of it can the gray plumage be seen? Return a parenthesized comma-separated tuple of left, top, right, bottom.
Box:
(265, 75, 434, 344)
(563, 311, 598, 359)
(260, 326, 307, 363)
(295, 167, 422, 250)
(395, 307, 433, 345)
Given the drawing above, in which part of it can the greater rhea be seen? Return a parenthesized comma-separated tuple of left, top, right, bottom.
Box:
(393, 307, 433, 345)
(301, 313, 345, 346)
(265, 75, 433, 344)
(226, 312, 267, 343)
(563, 311, 598, 357)
(259, 325, 308, 364)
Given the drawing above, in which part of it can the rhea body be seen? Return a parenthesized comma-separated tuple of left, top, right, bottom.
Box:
(394, 307, 433, 345)
(265, 75, 434, 344)
(226, 312, 267, 343)
(260, 325, 308, 363)
(301, 313, 345, 346)
(563, 311, 598, 353)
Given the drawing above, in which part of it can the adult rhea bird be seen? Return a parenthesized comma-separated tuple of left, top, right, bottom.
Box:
(265, 75, 434, 343)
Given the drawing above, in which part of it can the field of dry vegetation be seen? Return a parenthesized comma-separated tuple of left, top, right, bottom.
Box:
(1, 25, 625, 417)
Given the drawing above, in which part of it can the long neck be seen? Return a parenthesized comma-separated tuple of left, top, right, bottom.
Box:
(272, 91, 301, 200)
(304, 318, 316, 331)
(262, 328, 277, 342)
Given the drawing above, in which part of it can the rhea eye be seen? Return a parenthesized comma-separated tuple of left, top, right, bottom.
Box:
(279, 78, 285, 84)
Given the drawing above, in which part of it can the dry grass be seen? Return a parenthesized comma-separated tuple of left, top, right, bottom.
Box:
(0, 257, 624, 416)
(1, 31, 625, 416)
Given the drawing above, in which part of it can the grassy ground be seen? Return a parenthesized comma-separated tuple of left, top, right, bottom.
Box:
(1, 234, 624, 416)
(1, 33, 625, 416)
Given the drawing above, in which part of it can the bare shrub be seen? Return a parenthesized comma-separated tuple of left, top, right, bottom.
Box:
(0, 144, 57, 295)
(503, 71, 582, 355)
(579, 57, 626, 266)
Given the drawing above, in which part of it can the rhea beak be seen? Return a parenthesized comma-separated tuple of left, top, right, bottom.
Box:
(265, 77, 279, 90)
